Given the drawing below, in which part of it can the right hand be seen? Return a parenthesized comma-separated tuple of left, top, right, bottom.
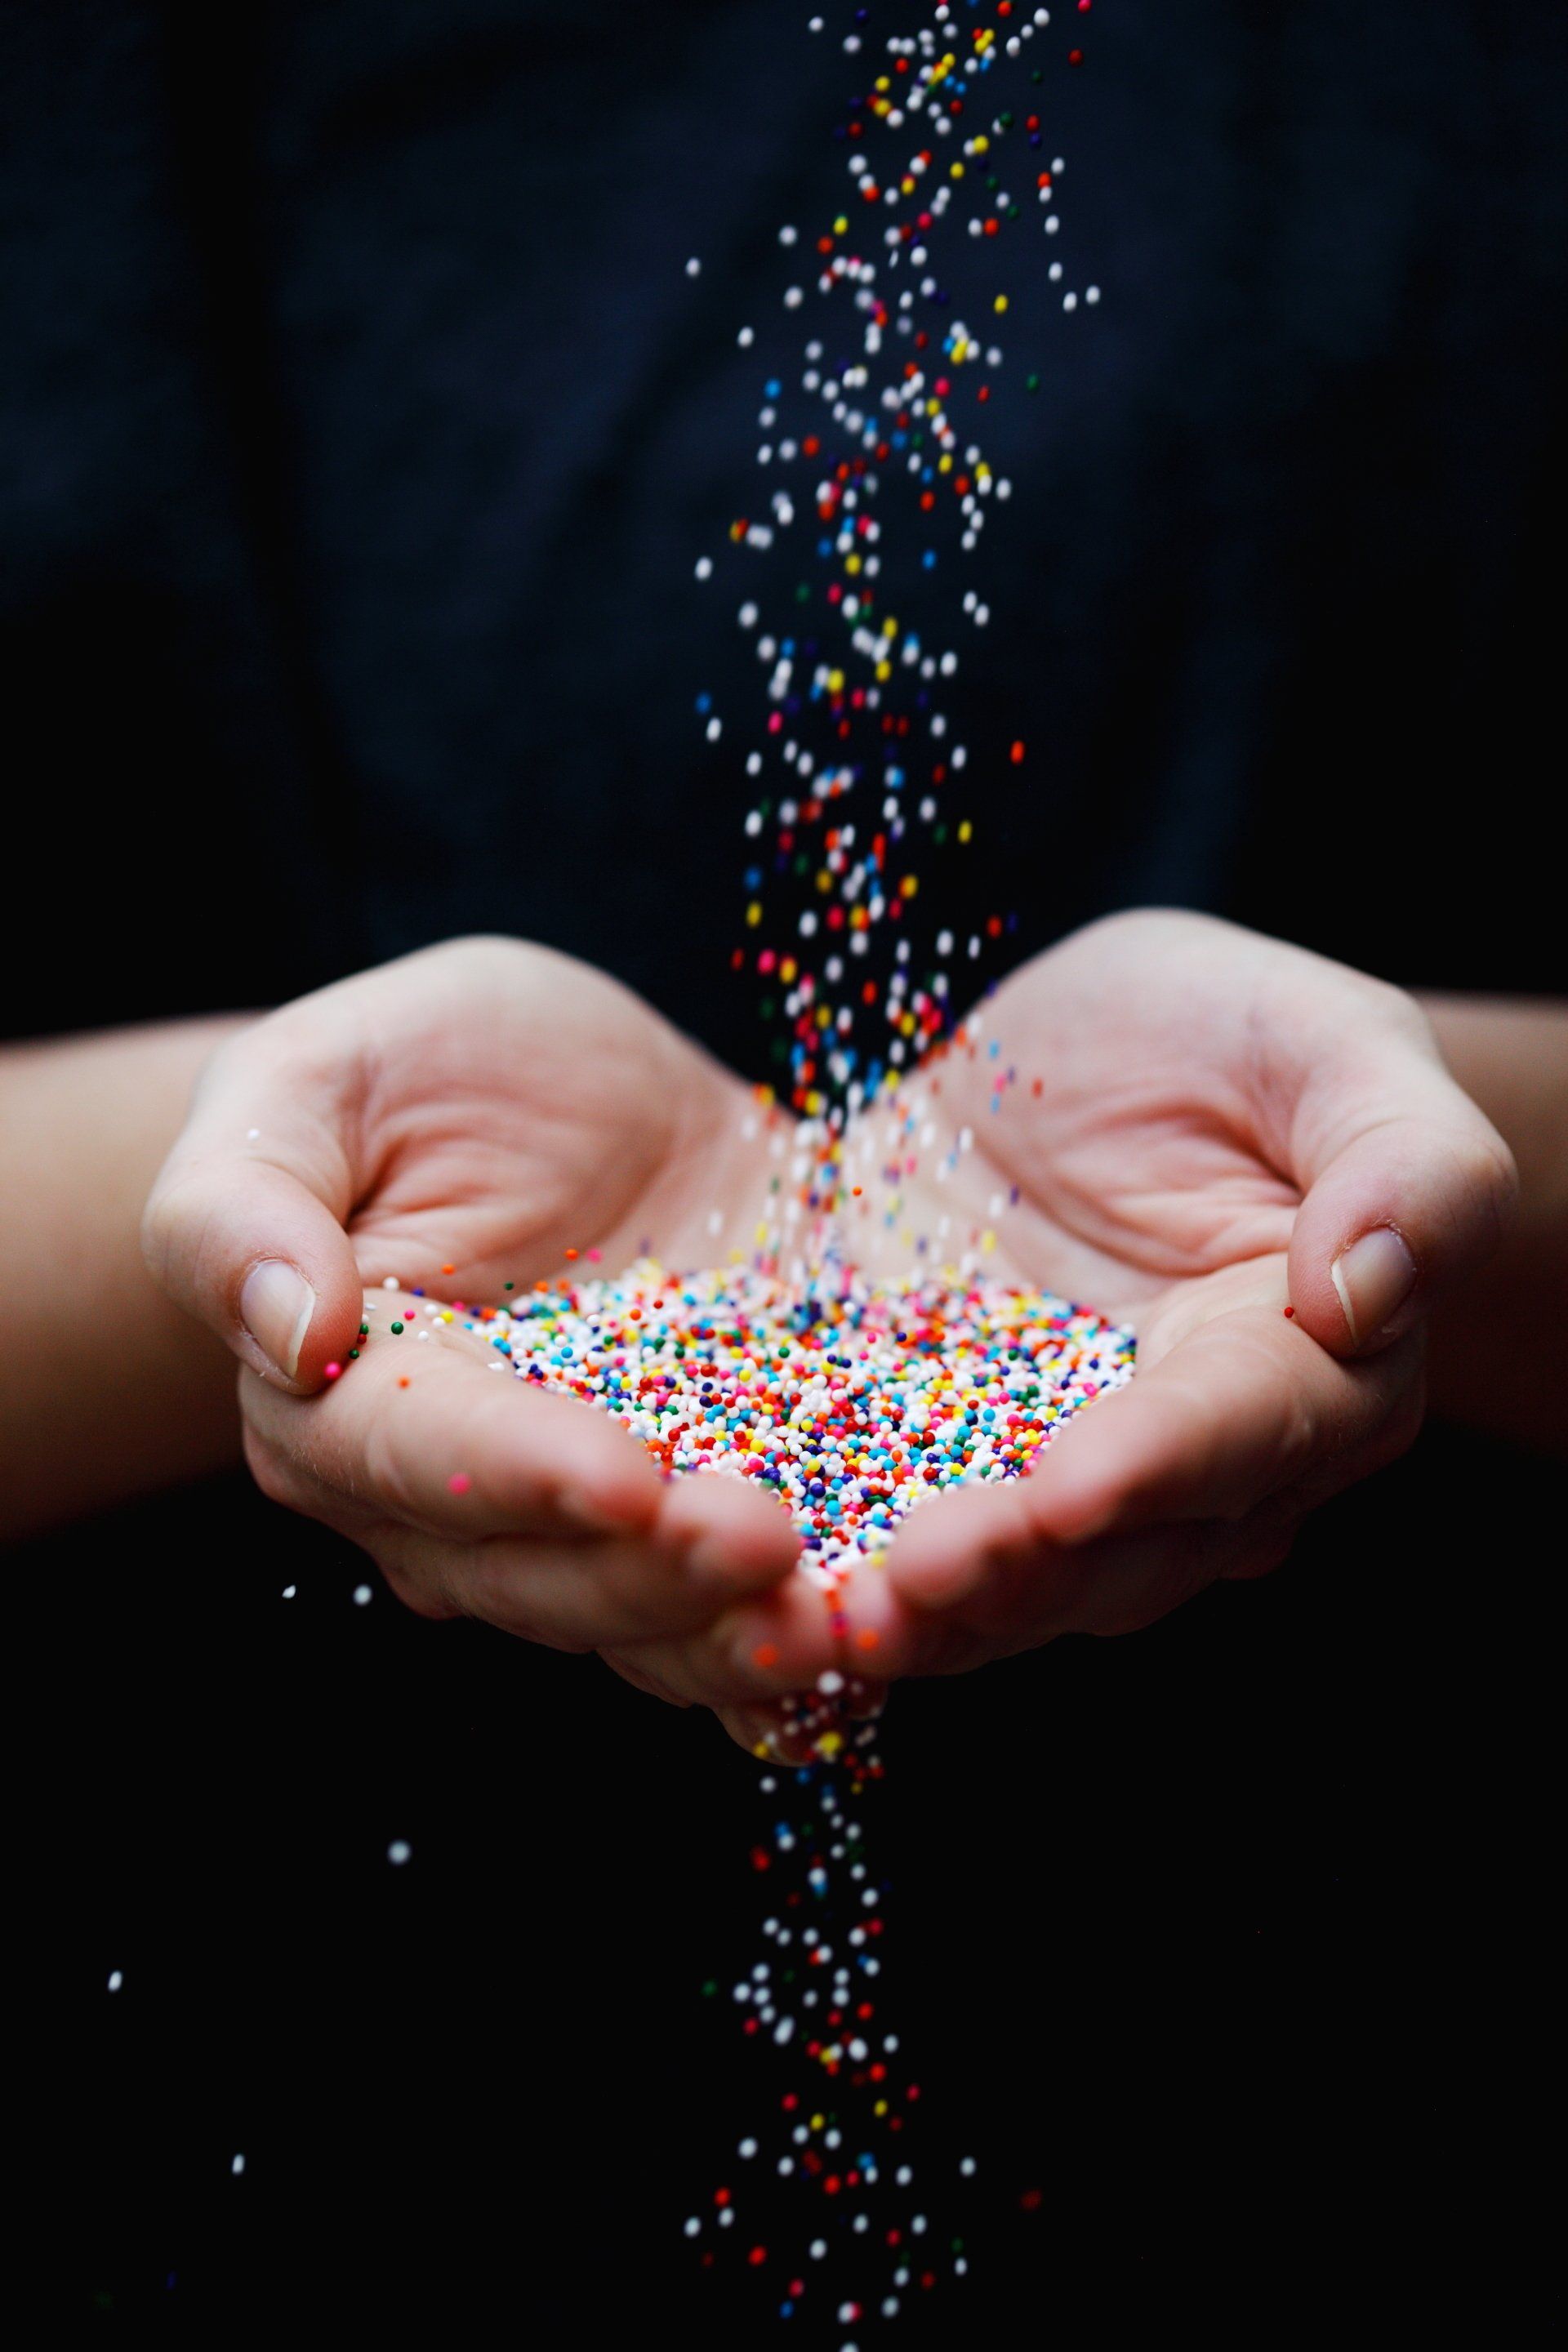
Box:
(142, 938, 833, 1701)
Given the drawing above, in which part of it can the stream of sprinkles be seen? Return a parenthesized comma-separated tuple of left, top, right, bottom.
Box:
(695, 0, 1103, 1125)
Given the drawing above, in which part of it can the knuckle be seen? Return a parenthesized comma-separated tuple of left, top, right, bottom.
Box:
(359, 1409, 429, 1525)
(241, 1422, 314, 1515)
(377, 1554, 461, 1623)
(1463, 1129, 1521, 1250)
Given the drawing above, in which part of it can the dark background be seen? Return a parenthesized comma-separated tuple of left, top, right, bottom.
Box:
(5, 1, 1561, 2337)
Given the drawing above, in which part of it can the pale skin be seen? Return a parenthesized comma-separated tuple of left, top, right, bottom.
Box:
(3, 915, 1562, 1755)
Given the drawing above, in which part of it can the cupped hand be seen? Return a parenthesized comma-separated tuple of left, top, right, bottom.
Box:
(816, 910, 1516, 1687)
(142, 938, 832, 1702)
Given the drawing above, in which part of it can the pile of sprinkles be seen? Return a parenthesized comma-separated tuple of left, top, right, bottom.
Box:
(693, 0, 1104, 1123)
(488, 1258, 1132, 1598)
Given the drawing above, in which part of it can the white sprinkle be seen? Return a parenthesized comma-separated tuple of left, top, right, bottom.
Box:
(352, 1584, 372, 1606)
(107, 1970, 122, 1993)
(230, 2154, 246, 2176)
(281, 1585, 296, 1601)
(387, 1841, 412, 1866)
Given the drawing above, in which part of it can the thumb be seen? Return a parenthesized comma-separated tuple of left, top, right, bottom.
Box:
(141, 1020, 366, 1392)
(1287, 1013, 1517, 1359)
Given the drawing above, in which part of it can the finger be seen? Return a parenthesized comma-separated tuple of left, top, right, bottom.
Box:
(850, 1505, 1303, 1676)
(407, 1477, 796, 1650)
(142, 1015, 366, 1390)
(1286, 1003, 1517, 1356)
(714, 1701, 813, 1761)
(617, 1569, 841, 1713)
(883, 1303, 1412, 1609)
(600, 1653, 693, 1707)
(245, 1338, 664, 1541)
(394, 1521, 788, 1651)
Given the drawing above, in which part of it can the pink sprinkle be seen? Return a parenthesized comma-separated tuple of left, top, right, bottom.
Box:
(586, 1248, 603, 1263)
(448, 1472, 472, 1495)
(323, 1361, 342, 1380)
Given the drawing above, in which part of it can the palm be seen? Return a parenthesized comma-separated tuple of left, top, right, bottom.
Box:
(314, 938, 775, 1296)
(903, 912, 1305, 1334)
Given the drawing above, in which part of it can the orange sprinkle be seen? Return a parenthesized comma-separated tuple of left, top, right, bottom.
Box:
(753, 1642, 781, 1670)
(855, 1628, 880, 1651)
(441, 1263, 456, 1275)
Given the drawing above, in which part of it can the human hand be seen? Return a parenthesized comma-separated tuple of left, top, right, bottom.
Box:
(781, 911, 1517, 1695)
(141, 938, 835, 1698)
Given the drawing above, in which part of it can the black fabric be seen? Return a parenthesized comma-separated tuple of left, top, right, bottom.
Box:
(4, 0, 1563, 1046)
(6, 2, 1561, 2334)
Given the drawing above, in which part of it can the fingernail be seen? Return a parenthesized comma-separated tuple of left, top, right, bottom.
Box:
(1330, 1227, 1417, 1346)
(239, 1260, 316, 1379)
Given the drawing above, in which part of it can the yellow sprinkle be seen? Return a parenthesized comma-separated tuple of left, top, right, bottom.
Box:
(958, 819, 973, 843)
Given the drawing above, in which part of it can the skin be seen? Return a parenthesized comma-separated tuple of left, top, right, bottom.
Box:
(139, 937, 837, 1700)
(127, 914, 1522, 1755)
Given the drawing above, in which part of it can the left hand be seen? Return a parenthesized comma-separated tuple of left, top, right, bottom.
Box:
(697, 911, 1515, 1747)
